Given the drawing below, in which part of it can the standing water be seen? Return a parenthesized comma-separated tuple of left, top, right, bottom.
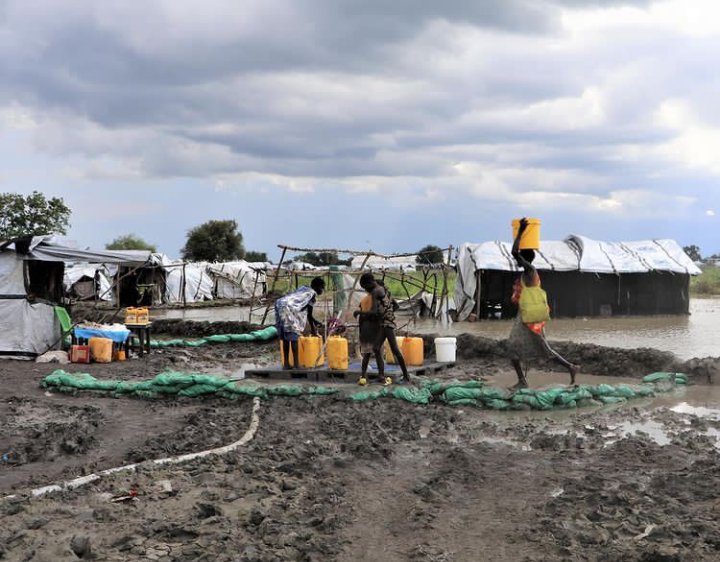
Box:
(153, 298, 720, 360)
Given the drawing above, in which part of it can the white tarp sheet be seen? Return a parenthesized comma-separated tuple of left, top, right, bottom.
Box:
(0, 251, 27, 296)
(208, 261, 267, 299)
(63, 265, 112, 301)
(164, 262, 214, 303)
(0, 299, 58, 358)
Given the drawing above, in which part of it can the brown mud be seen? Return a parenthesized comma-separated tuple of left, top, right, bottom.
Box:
(1, 329, 720, 561)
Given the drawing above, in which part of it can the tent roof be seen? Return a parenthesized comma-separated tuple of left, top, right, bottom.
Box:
(461, 236, 700, 275)
(1, 236, 151, 265)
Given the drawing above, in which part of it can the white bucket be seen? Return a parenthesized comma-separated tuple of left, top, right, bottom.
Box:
(434, 337, 457, 363)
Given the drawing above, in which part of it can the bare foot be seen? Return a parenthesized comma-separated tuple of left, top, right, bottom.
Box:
(569, 364, 579, 385)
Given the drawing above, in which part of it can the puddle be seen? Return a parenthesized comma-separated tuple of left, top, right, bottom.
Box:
(612, 420, 672, 446)
(670, 403, 720, 420)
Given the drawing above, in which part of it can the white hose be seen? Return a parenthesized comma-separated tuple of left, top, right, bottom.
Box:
(2, 396, 261, 501)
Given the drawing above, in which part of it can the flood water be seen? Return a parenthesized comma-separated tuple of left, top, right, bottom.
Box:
(154, 297, 720, 360)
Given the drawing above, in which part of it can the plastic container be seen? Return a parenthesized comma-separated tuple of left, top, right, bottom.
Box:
(125, 307, 137, 324)
(402, 337, 424, 366)
(511, 218, 541, 250)
(385, 336, 405, 364)
(327, 336, 349, 370)
(135, 307, 149, 324)
(434, 337, 457, 363)
(280, 336, 325, 368)
(299, 335, 325, 368)
(89, 337, 113, 363)
(70, 344, 90, 364)
(279, 340, 296, 367)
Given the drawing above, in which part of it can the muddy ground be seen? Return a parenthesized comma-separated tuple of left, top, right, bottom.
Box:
(2, 327, 720, 561)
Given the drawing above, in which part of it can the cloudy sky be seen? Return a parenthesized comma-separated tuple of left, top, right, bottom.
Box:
(1, 0, 719, 260)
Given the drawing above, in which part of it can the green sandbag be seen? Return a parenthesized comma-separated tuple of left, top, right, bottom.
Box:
(512, 387, 567, 410)
(179, 384, 220, 397)
(643, 371, 687, 384)
(511, 393, 542, 409)
(229, 334, 252, 342)
(224, 384, 268, 398)
(484, 399, 511, 410)
(443, 386, 509, 403)
(557, 386, 593, 405)
(206, 335, 231, 344)
(152, 372, 196, 386)
(391, 387, 432, 405)
(267, 385, 305, 396)
(183, 340, 206, 347)
(191, 374, 232, 388)
(446, 398, 479, 407)
(425, 380, 484, 395)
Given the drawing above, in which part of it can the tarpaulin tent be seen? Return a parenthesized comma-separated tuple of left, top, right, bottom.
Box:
(207, 260, 268, 299)
(0, 236, 149, 359)
(163, 260, 214, 304)
(63, 264, 112, 301)
(454, 236, 700, 321)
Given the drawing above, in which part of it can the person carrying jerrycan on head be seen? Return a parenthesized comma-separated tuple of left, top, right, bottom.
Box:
(353, 273, 410, 386)
(507, 217, 578, 389)
(275, 277, 325, 370)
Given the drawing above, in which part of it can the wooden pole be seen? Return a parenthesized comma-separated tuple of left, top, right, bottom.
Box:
(261, 247, 287, 325)
(344, 253, 371, 314)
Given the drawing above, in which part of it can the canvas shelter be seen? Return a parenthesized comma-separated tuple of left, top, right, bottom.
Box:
(453, 236, 701, 321)
(0, 236, 150, 359)
(163, 260, 214, 304)
(63, 264, 112, 301)
(207, 261, 268, 299)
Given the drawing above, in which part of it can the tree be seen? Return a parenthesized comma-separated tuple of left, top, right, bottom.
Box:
(416, 244, 444, 265)
(181, 220, 245, 262)
(294, 251, 351, 267)
(106, 234, 157, 253)
(245, 250, 269, 263)
(0, 191, 71, 240)
(683, 245, 702, 262)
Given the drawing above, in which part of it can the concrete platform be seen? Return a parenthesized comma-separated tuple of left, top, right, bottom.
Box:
(245, 361, 456, 383)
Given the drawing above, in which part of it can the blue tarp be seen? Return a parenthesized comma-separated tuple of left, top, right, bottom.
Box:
(74, 327, 130, 344)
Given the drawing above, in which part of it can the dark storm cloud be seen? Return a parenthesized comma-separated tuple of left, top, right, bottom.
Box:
(0, 0, 686, 189)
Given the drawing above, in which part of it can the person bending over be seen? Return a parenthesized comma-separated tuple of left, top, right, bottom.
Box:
(275, 277, 325, 369)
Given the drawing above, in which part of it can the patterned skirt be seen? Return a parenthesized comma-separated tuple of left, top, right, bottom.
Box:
(507, 315, 553, 361)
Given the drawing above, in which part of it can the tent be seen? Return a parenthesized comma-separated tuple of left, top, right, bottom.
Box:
(207, 260, 268, 299)
(454, 236, 701, 321)
(163, 260, 214, 304)
(63, 264, 112, 301)
(0, 236, 149, 359)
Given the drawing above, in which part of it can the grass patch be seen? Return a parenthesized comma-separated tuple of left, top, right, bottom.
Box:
(690, 266, 720, 296)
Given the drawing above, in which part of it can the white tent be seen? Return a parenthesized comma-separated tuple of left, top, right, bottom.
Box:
(0, 236, 149, 359)
(453, 236, 700, 321)
(163, 261, 214, 304)
(63, 264, 112, 301)
(207, 260, 267, 299)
